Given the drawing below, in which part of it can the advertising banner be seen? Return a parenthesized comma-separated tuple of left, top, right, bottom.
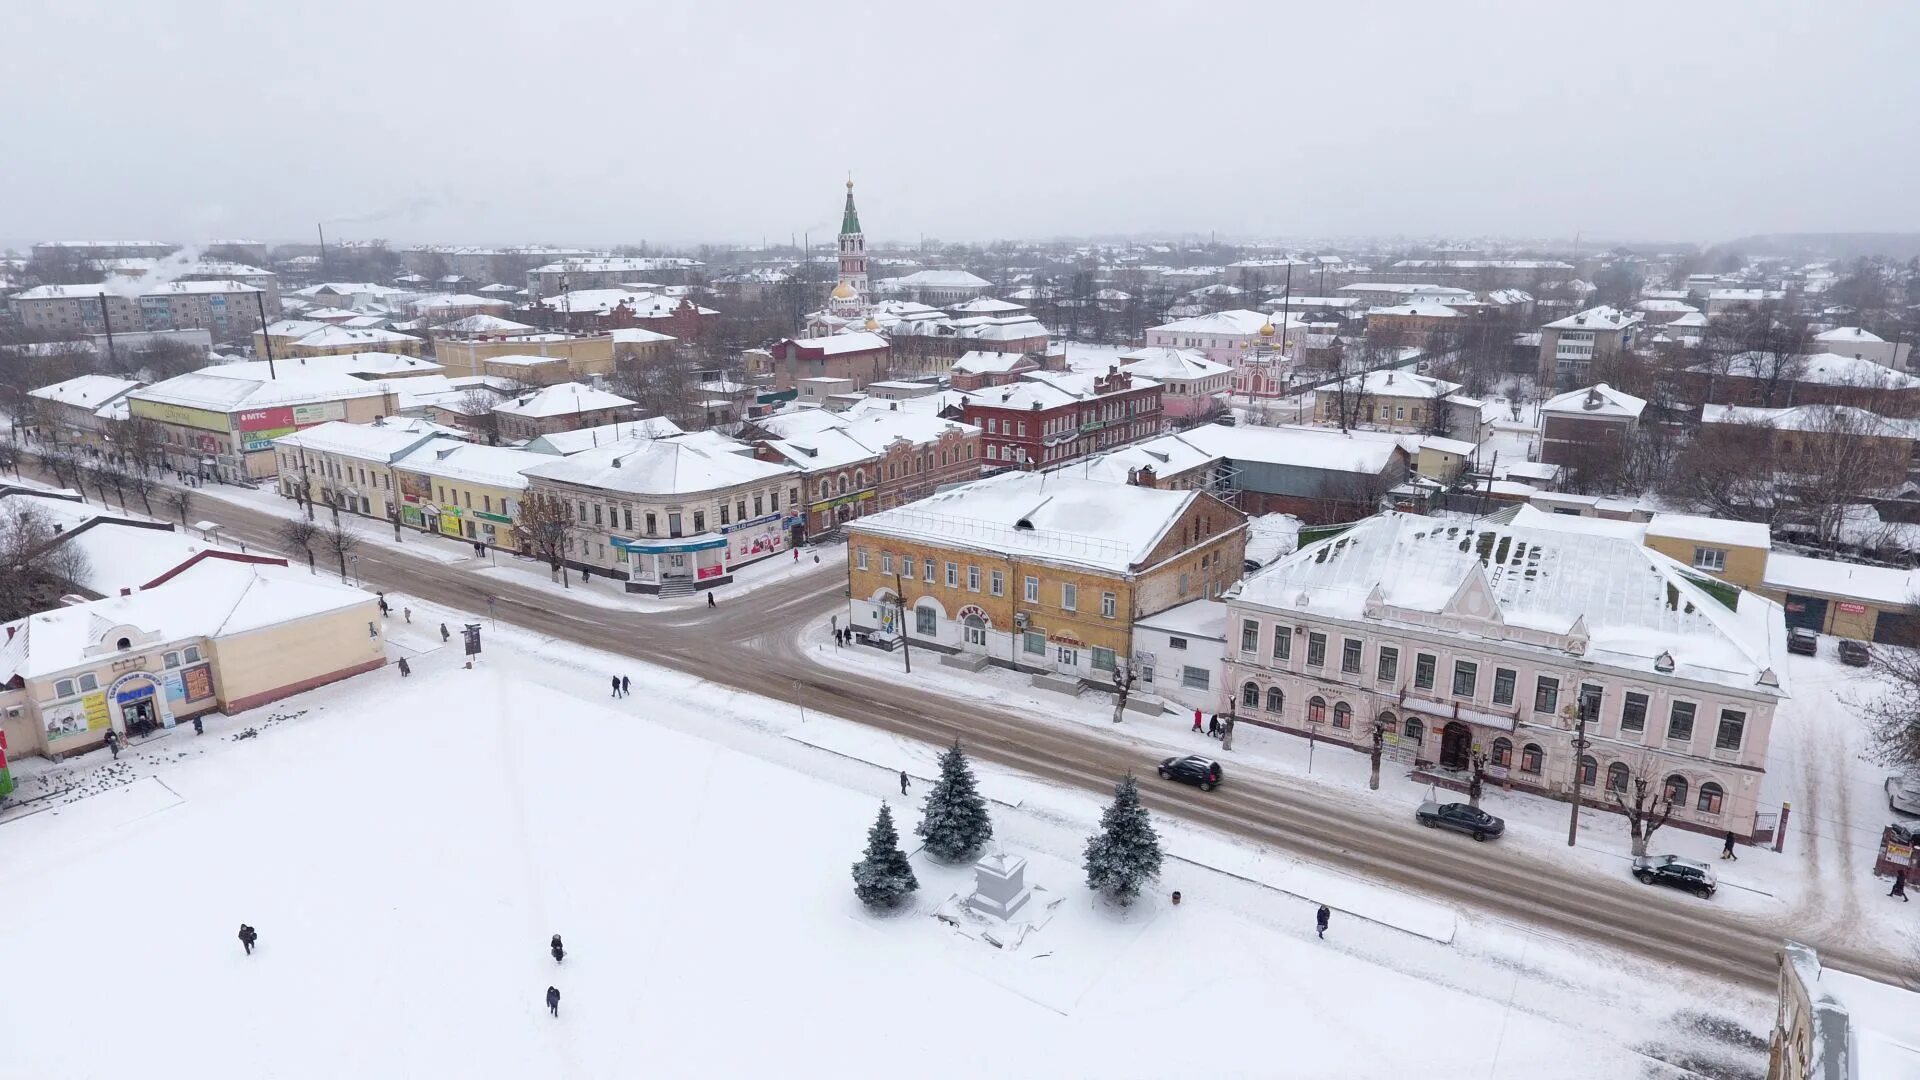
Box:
(439, 511, 465, 538)
(294, 401, 347, 426)
(237, 406, 296, 432)
(181, 664, 214, 703)
(130, 398, 229, 432)
(0, 728, 11, 796)
(242, 426, 297, 452)
(43, 691, 110, 742)
(1838, 602, 1869, 615)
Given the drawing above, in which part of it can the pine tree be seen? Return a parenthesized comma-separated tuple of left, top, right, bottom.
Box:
(851, 803, 918, 910)
(916, 740, 993, 862)
(1083, 774, 1163, 905)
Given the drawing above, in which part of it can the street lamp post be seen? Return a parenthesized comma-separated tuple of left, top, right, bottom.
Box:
(892, 571, 912, 674)
(349, 554, 361, 587)
(1568, 690, 1596, 847)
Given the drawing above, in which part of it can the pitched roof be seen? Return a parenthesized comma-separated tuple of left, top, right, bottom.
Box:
(1117, 347, 1231, 380)
(27, 374, 143, 410)
(494, 381, 636, 419)
(1544, 306, 1642, 331)
(521, 434, 792, 496)
(1540, 383, 1648, 419)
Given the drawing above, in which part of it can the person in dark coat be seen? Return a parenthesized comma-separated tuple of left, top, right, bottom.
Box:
(706, 592, 716, 608)
(1207, 715, 1222, 738)
(1721, 831, 1738, 861)
(397, 658, 411, 678)
(104, 730, 121, 760)
(1893, 867, 1911, 901)
(551, 934, 565, 962)
(900, 770, 911, 795)
(546, 986, 561, 1016)
(440, 623, 450, 642)
(192, 716, 204, 735)
(1315, 904, 1330, 939)
(621, 675, 631, 696)
(239, 924, 258, 955)
(611, 675, 622, 698)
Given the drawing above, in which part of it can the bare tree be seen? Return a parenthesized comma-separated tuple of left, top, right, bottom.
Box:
(321, 520, 362, 582)
(1610, 763, 1677, 857)
(116, 418, 169, 474)
(1859, 617, 1920, 774)
(127, 472, 156, 516)
(278, 518, 320, 574)
(163, 486, 195, 526)
(513, 490, 578, 586)
(0, 503, 93, 619)
(455, 388, 501, 444)
(0, 440, 18, 478)
(1108, 660, 1137, 724)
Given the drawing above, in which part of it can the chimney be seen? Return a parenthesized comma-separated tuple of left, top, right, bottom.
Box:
(1135, 464, 1157, 487)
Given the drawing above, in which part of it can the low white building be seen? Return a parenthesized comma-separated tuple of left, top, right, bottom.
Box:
(1813, 326, 1911, 369)
(1132, 598, 1229, 714)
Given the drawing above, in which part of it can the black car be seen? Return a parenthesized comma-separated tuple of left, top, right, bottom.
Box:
(1158, 755, 1223, 791)
(1415, 800, 1505, 841)
(1787, 627, 1818, 656)
(1839, 639, 1871, 667)
(1632, 854, 1717, 898)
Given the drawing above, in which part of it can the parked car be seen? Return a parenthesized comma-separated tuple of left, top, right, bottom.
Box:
(1839, 639, 1871, 667)
(1888, 775, 1920, 816)
(1787, 628, 1819, 656)
(1415, 800, 1505, 841)
(1158, 755, 1223, 792)
(1632, 854, 1718, 898)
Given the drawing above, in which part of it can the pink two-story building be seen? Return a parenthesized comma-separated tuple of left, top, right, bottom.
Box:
(1222, 512, 1790, 841)
(1118, 346, 1231, 423)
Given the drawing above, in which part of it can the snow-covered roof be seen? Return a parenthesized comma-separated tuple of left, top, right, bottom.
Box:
(393, 440, 543, 491)
(1701, 402, 1920, 439)
(1236, 512, 1788, 698)
(1368, 303, 1463, 318)
(1117, 347, 1231, 380)
(1540, 383, 1648, 420)
(210, 351, 441, 381)
(411, 293, 512, 312)
(951, 350, 1034, 375)
(1069, 436, 1221, 486)
(51, 522, 258, 597)
(1708, 288, 1786, 302)
(610, 327, 677, 345)
(849, 470, 1221, 575)
(782, 331, 890, 355)
(1763, 553, 1920, 606)
(1644, 513, 1771, 550)
(440, 313, 535, 335)
(1700, 352, 1920, 389)
(272, 421, 458, 462)
(1135, 597, 1229, 639)
(1320, 369, 1461, 400)
(1544, 306, 1642, 332)
(132, 370, 393, 414)
(1420, 436, 1477, 456)
(1153, 424, 1406, 476)
(531, 256, 699, 274)
(1814, 325, 1886, 344)
(522, 433, 791, 496)
(292, 325, 422, 350)
(1149, 309, 1294, 337)
(494, 381, 636, 419)
(524, 417, 685, 456)
(1633, 299, 1699, 314)
(947, 296, 1025, 314)
(27, 374, 143, 410)
(892, 270, 992, 289)
(1336, 283, 1476, 300)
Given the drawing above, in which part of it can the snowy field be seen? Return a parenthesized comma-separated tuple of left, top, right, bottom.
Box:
(1, 598, 1767, 1078)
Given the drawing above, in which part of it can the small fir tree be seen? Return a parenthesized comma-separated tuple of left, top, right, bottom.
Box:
(916, 740, 993, 862)
(1083, 775, 1163, 906)
(851, 804, 918, 910)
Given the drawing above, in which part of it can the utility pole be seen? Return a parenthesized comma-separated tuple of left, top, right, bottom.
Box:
(254, 290, 276, 379)
(893, 571, 912, 674)
(1568, 690, 1596, 847)
(97, 294, 118, 367)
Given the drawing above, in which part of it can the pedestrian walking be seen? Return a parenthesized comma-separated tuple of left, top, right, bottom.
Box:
(793, 548, 800, 561)
(1721, 830, 1738, 861)
(1207, 715, 1222, 738)
(581, 566, 590, 582)
(397, 658, 411, 678)
(1192, 710, 1203, 733)
(1315, 904, 1330, 939)
(611, 675, 622, 698)
(440, 623, 450, 643)
(192, 716, 204, 735)
(1893, 868, 1910, 901)
(546, 986, 561, 1017)
(104, 730, 120, 760)
(900, 770, 911, 795)
(622, 675, 631, 696)
(551, 934, 566, 963)
(706, 592, 716, 608)
(238, 923, 258, 956)
(404, 607, 412, 624)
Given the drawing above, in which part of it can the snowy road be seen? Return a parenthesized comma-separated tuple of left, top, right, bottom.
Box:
(55, 462, 1905, 991)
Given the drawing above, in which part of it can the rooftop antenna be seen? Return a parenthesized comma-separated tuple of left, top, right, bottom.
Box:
(317, 223, 328, 277)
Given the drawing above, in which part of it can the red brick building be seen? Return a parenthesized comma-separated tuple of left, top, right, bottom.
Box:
(770, 331, 892, 392)
(952, 368, 1163, 470)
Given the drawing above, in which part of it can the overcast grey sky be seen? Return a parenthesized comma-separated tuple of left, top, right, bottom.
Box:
(3, 0, 1917, 250)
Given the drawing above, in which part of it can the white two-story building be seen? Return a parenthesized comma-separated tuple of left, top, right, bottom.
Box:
(1223, 512, 1790, 839)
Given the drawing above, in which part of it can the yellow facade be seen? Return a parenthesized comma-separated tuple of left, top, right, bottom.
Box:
(398, 469, 524, 548)
(1643, 535, 1769, 590)
(435, 336, 615, 379)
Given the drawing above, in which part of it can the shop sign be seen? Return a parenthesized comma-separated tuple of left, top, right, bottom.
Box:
(1049, 632, 1085, 647)
(131, 398, 228, 432)
(807, 490, 875, 513)
(473, 510, 512, 524)
(0, 728, 12, 797)
(237, 406, 296, 432)
(721, 512, 783, 534)
(1838, 602, 1869, 615)
(43, 691, 110, 742)
(439, 514, 465, 538)
(401, 507, 423, 525)
(696, 564, 725, 580)
(1886, 839, 1914, 867)
(293, 401, 347, 425)
(242, 425, 297, 452)
(180, 664, 214, 703)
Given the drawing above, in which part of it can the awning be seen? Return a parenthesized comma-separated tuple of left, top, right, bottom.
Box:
(612, 535, 726, 554)
(1397, 696, 1516, 732)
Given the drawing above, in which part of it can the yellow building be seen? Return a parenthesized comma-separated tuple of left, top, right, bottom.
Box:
(433, 333, 619, 380)
(391, 440, 542, 549)
(1642, 514, 1771, 590)
(128, 369, 400, 483)
(845, 471, 1246, 679)
(273, 419, 464, 527)
(265, 324, 426, 358)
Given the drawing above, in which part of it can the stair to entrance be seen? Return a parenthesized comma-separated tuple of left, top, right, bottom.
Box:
(658, 578, 696, 599)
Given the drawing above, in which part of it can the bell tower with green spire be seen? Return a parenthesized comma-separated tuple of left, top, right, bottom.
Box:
(831, 175, 869, 318)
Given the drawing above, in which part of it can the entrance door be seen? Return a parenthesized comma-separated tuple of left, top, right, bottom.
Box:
(962, 614, 988, 649)
(1439, 721, 1473, 770)
(1782, 594, 1828, 632)
(124, 698, 159, 737)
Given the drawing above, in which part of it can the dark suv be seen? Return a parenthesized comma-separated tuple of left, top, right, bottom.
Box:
(1632, 854, 1717, 898)
(1787, 628, 1818, 656)
(1415, 800, 1505, 841)
(1158, 755, 1223, 792)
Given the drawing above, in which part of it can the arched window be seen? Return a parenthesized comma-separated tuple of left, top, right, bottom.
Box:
(1579, 754, 1598, 786)
(1265, 686, 1284, 712)
(818, 481, 829, 500)
(1376, 711, 1396, 734)
(1520, 743, 1544, 775)
(855, 469, 866, 488)
(1663, 774, 1689, 806)
(1241, 681, 1260, 708)
(1307, 696, 1327, 724)
(838, 474, 850, 495)
(1491, 737, 1513, 768)
(1332, 702, 1352, 729)
(1606, 762, 1630, 793)
(1403, 717, 1424, 744)
(1697, 782, 1724, 814)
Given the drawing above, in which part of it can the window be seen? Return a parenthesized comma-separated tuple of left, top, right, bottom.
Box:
(990, 570, 1004, 597)
(1715, 709, 1746, 751)
(1663, 775, 1688, 805)
(1306, 632, 1327, 667)
(915, 606, 936, 636)
(1182, 666, 1210, 690)
(1667, 701, 1696, 743)
(1692, 547, 1727, 572)
(1101, 592, 1117, 618)
(1607, 762, 1630, 794)
(1274, 628, 1292, 662)
(1376, 646, 1397, 683)
(55, 678, 75, 698)
(1307, 696, 1327, 724)
(645, 512, 657, 535)
(1169, 636, 1188, 650)
(857, 548, 869, 571)
(1579, 755, 1598, 786)
(164, 651, 180, 669)
(1241, 619, 1260, 653)
(1341, 639, 1362, 675)
(1024, 576, 1038, 602)
(1266, 686, 1285, 712)
(1520, 743, 1544, 775)
(1332, 702, 1352, 729)
(693, 511, 706, 532)
(986, 445, 998, 461)
(1452, 660, 1477, 698)
(1414, 652, 1436, 690)
(1579, 684, 1603, 720)
(1621, 692, 1648, 733)
(1061, 583, 1077, 611)
(593, 504, 602, 526)
(1492, 667, 1516, 706)
(1534, 676, 1559, 714)
(1242, 681, 1261, 708)
(1697, 782, 1725, 815)
(1091, 647, 1116, 671)
(1491, 737, 1513, 768)
(967, 566, 981, 592)
(901, 556, 915, 580)
(1178, 573, 1189, 596)
(1023, 632, 1045, 655)
(880, 553, 893, 575)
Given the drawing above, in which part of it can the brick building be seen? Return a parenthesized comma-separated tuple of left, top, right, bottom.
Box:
(955, 368, 1163, 470)
(1538, 383, 1647, 468)
(769, 332, 892, 392)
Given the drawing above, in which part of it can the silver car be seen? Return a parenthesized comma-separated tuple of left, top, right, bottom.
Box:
(1888, 776, 1920, 816)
